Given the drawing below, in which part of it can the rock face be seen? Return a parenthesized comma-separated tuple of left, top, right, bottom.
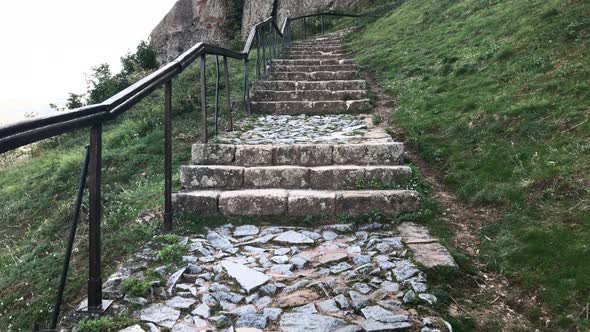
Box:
(149, 0, 234, 63)
(150, 0, 362, 63)
(241, 0, 362, 36)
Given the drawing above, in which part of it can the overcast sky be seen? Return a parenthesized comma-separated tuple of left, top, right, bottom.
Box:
(0, 0, 178, 124)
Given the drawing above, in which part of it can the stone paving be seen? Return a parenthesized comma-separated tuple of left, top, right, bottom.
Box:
(80, 222, 456, 332)
(210, 114, 393, 145)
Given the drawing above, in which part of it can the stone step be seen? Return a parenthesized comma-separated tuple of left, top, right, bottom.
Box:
(192, 143, 404, 166)
(251, 80, 367, 91)
(285, 54, 348, 60)
(251, 89, 367, 102)
(272, 64, 357, 72)
(272, 59, 354, 66)
(173, 189, 420, 217)
(180, 165, 412, 190)
(288, 46, 344, 52)
(270, 71, 359, 81)
(287, 50, 347, 57)
(293, 39, 343, 45)
(250, 99, 370, 115)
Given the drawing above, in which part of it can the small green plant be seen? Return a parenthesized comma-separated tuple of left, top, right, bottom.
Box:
(79, 317, 136, 332)
(372, 114, 383, 125)
(122, 277, 152, 298)
(158, 243, 185, 264)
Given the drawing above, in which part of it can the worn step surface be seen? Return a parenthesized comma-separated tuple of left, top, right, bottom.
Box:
(180, 165, 412, 190)
(251, 89, 367, 102)
(250, 100, 370, 115)
(173, 189, 420, 216)
(191, 143, 405, 166)
(272, 64, 357, 72)
(269, 71, 359, 81)
(251, 80, 366, 92)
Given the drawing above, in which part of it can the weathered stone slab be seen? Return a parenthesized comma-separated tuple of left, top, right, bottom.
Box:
(180, 165, 243, 189)
(139, 303, 180, 328)
(172, 191, 219, 214)
(276, 289, 321, 308)
(244, 166, 310, 189)
(273, 230, 315, 245)
(279, 313, 347, 332)
(192, 143, 235, 165)
(364, 166, 412, 184)
(333, 143, 404, 165)
(358, 320, 412, 331)
(287, 190, 336, 216)
(219, 189, 288, 216)
(299, 144, 333, 166)
(309, 166, 365, 190)
(336, 190, 420, 217)
(361, 305, 409, 323)
(397, 222, 457, 268)
(235, 145, 274, 166)
(221, 260, 271, 293)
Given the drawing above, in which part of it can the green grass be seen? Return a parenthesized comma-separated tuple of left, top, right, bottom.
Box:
(349, 0, 589, 329)
(0, 47, 262, 329)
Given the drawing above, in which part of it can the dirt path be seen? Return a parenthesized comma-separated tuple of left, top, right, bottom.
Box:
(362, 72, 548, 331)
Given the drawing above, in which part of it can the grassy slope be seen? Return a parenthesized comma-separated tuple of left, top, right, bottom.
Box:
(0, 56, 252, 329)
(349, 0, 589, 328)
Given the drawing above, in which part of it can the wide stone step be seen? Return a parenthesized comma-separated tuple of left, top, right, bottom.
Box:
(251, 89, 367, 102)
(250, 99, 370, 115)
(270, 71, 358, 81)
(272, 64, 357, 72)
(285, 54, 347, 60)
(173, 189, 420, 217)
(180, 165, 412, 190)
(287, 51, 347, 57)
(293, 39, 343, 45)
(288, 46, 344, 52)
(272, 59, 354, 66)
(251, 80, 367, 91)
(192, 143, 404, 166)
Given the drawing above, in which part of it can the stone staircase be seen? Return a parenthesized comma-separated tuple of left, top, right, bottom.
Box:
(250, 32, 371, 115)
(173, 31, 420, 218)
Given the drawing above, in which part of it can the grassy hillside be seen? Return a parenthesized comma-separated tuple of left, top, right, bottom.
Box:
(0, 54, 251, 329)
(349, 0, 589, 329)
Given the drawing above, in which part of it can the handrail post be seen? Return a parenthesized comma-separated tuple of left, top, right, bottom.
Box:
(256, 30, 261, 79)
(304, 17, 307, 39)
(223, 56, 232, 131)
(200, 54, 208, 143)
(321, 15, 325, 34)
(262, 26, 267, 78)
(87, 123, 103, 312)
(164, 81, 173, 232)
(244, 59, 251, 115)
(50, 145, 91, 329)
(214, 55, 220, 135)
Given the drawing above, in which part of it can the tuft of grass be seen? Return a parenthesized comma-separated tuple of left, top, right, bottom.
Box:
(349, 0, 590, 329)
(78, 317, 137, 332)
(122, 277, 152, 298)
(158, 243, 185, 264)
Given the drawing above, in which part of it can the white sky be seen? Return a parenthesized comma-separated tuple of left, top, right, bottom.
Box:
(0, 0, 178, 124)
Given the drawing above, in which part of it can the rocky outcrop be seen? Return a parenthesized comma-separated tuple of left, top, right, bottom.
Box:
(240, 0, 362, 36)
(149, 0, 234, 63)
(150, 0, 362, 64)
